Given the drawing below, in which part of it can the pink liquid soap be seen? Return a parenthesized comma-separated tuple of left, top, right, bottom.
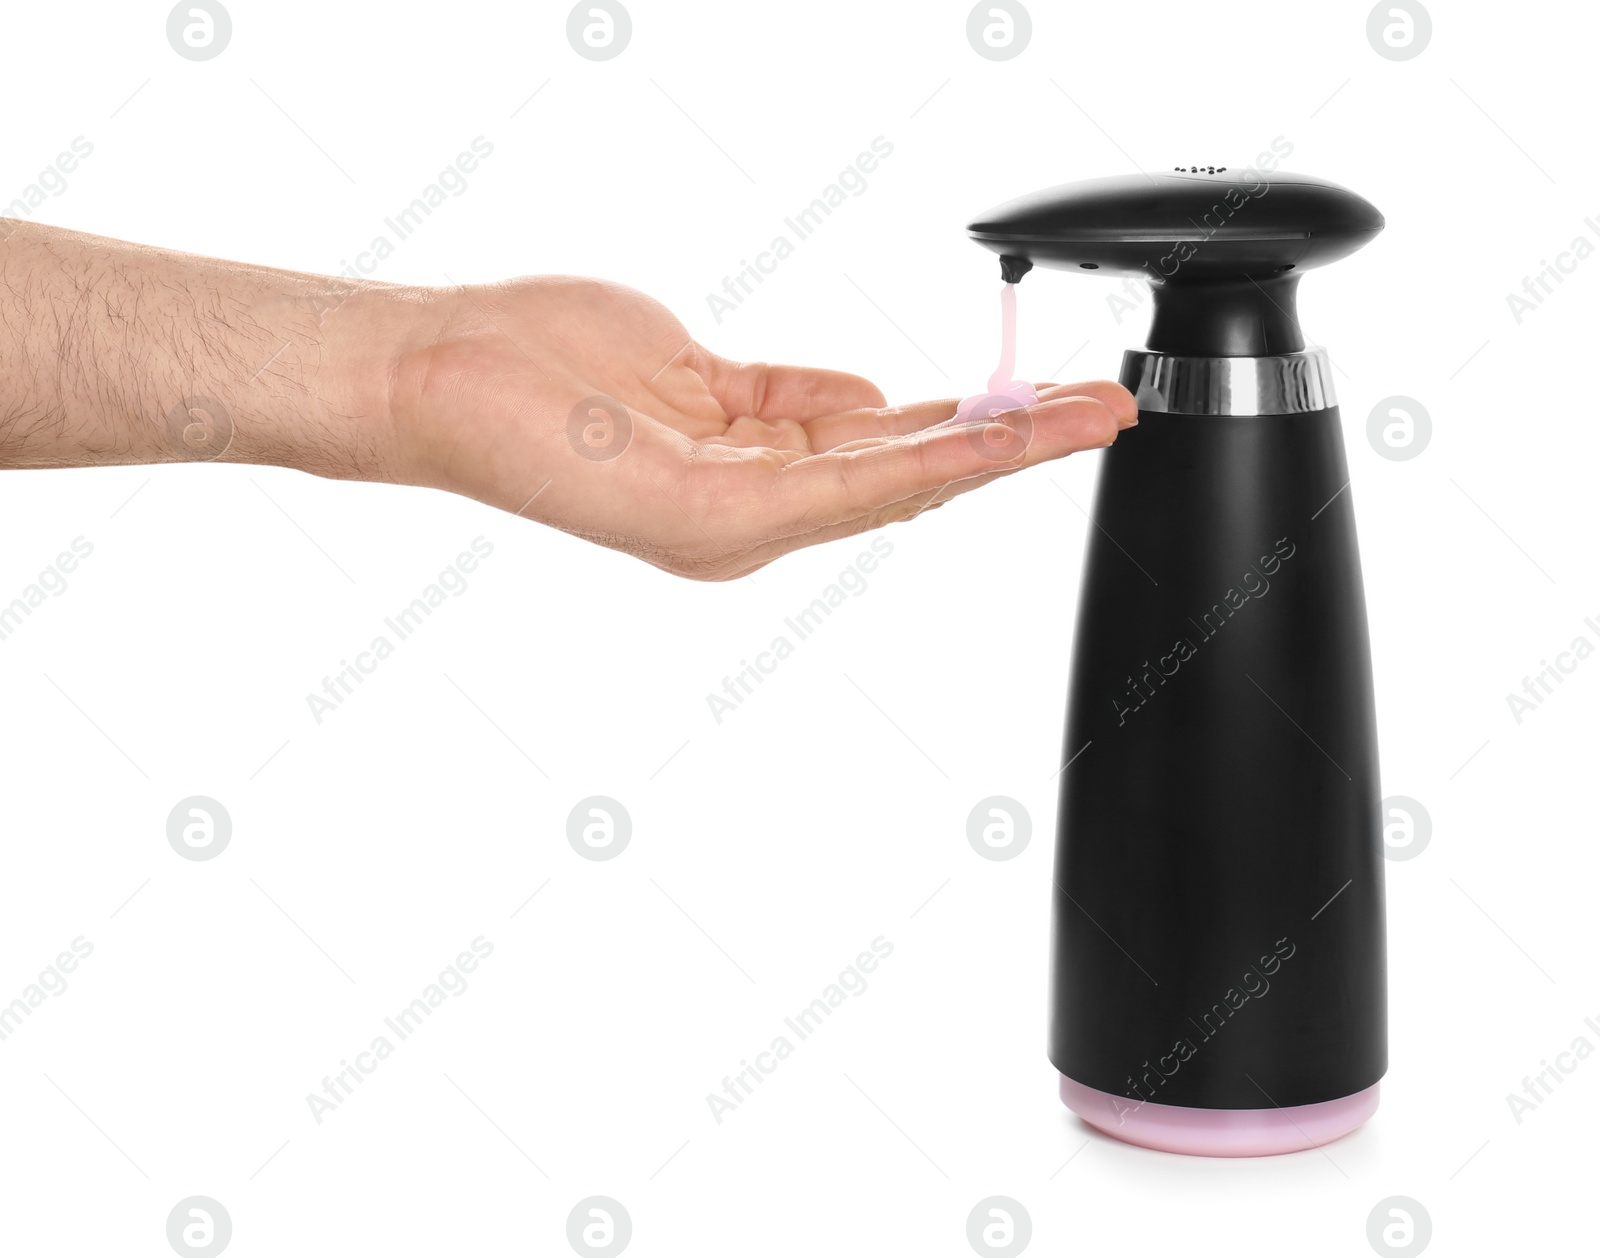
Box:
(954, 282, 1038, 424)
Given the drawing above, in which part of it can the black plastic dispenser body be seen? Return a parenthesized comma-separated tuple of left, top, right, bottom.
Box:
(969, 169, 1388, 1156)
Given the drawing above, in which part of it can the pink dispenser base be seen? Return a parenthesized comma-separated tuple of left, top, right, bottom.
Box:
(1059, 1074, 1379, 1158)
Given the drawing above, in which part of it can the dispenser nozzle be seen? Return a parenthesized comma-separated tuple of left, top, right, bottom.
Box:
(998, 255, 1034, 284)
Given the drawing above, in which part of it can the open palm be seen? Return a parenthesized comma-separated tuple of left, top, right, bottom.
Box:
(391, 276, 1134, 579)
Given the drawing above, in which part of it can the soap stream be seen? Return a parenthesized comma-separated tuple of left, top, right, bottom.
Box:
(954, 282, 1038, 425)
(991, 278, 1020, 393)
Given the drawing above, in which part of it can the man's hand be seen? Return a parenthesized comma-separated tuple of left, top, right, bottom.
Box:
(391, 277, 1135, 579)
(0, 223, 1135, 579)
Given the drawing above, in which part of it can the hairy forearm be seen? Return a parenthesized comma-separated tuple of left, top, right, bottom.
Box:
(0, 221, 428, 477)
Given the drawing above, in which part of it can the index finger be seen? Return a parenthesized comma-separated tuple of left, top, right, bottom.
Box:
(694, 350, 886, 421)
(756, 394, 1120, 532)
(803, 379, 1137, 451)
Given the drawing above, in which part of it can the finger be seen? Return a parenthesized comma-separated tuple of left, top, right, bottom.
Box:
(802, 396, 963, 451)
(754, 394, 1118, 534)
(687, 486, 952, 580)
(691, 457, 1018, 579)
(695, 351, 886, 421)
(1035, 380, 1138, 426)
(802, 378, 1136, 452)
(636, 397, 1107, 581)
(700, 413, 812, 453)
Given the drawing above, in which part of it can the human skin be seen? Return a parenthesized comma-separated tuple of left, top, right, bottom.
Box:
(0, 221, 1136, 579)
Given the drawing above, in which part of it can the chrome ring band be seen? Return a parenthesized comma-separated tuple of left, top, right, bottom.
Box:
(1119, 347, 1336, 416)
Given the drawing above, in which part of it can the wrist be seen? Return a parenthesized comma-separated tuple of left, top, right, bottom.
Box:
(376, 280, 548, 508)
(199, 277, 432, 488)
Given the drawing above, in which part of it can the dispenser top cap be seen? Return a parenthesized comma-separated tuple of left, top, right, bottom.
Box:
(966, 169, 1384, 280)
(967, 169, 1385, 358)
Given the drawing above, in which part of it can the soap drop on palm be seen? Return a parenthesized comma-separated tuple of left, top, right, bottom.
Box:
(954, 281, 1037, 424)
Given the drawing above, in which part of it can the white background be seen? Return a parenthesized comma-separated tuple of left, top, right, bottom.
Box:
(1, 2, 1595, 1255)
